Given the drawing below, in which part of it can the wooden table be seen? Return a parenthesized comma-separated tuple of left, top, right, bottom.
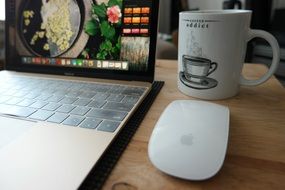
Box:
(103, 60, 285, 190)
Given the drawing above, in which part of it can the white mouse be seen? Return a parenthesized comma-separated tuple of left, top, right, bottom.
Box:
(148, 100, 230, 180)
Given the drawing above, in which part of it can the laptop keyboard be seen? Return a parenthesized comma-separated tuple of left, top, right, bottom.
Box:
(0, 76, 147, 133)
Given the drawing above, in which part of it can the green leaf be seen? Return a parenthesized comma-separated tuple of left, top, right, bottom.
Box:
(116, 37, 121, 49)
(108, 0, 123, 8)
(111, 46, 117, 54)
(96, 51, 108, 60)
(93, 4, 107, 18)
(100, 40, 113, 51)
(100, 21, 115, 39)
(84, 20, 99, 36)
(108, 0, 120, 7)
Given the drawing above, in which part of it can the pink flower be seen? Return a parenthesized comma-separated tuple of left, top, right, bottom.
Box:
(107, 5, 121, 24)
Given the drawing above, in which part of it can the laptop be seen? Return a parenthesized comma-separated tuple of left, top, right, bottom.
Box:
(0, 0, 159, 189)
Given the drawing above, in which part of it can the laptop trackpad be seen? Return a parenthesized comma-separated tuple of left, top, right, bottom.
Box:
(0, 116, 36, 150)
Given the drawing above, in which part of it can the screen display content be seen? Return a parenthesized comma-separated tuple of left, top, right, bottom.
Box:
(16, 0, 153, 72)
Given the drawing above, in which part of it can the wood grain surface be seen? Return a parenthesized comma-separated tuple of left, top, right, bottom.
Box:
(103, 59, 285, 190)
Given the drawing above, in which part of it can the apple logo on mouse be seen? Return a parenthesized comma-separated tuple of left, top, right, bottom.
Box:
(180, 133, 194, 146)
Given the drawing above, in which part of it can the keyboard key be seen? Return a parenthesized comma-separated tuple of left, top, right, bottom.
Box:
(109, 86, 126, 94)
(41, 89, 56, 95)
(78, 87, 90, 92)
(2, 89, 17, 96)
(11, 107, 37, 117)
(107, 94, 125, 102)
(69, 83, 84, 91)
(54, 90, 68, 96)
(122, 96, 140, 105)
(93, 93, 110, 101)
(0, 96, 11, 103)
(0, 105, 37, 117)
(13, 91, 29, 97)
(17, 99, 36, 107)
(47, 95, 64, 103)
(29, 110, 54, 121)
(95, 86, 111, 92)
(5, 97, 23, 105)
(122, 87, 146, 96)
(30, 101, 48, 109)
(47, 113, 68, 124)
(78, 92, 96, 99)
(70, 106, 90, 116)
(56, 104, 76, 113)
(25, 92, 41, 99)
(35, 94, 52, 101)
(12, 85, 25, 91)
(42, 103, 62, 111)
(60, 97, 78, 104)
(97, 120, 121, 132)
(0, 88, 7, 94)
(73, 98, 91, 106)
(66, 91, 82, 98)
(88, 100, 106, 108)
(62, 115, 84, 126)
(86, 108, 127, 121)
(104, 102, 134, 112)
(80, 118, 102, 129)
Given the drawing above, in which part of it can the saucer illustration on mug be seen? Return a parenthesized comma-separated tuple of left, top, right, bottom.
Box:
(180, 55, 218, 90)
(179, 72, 218, 89)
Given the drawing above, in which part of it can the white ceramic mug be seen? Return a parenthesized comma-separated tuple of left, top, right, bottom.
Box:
(178, 10, 280, 100)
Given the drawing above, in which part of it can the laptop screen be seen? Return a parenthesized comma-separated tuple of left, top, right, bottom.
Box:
(5, 0, 159, 82)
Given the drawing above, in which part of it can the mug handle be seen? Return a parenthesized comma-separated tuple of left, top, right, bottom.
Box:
(236, 1, 242, 9)
(207, 62, 218, 76)
(240, 29, 280, 86)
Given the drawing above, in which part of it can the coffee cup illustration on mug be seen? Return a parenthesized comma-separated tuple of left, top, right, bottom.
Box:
(180, 55, 219, 89)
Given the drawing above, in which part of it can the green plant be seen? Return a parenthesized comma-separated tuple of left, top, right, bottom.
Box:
(84, 0, 122, 60)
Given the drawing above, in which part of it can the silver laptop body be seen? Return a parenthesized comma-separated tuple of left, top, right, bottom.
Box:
(0, 0, 159, 189)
